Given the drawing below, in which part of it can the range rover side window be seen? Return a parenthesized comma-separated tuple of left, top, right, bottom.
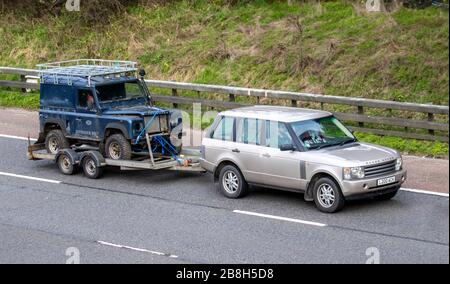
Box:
(265, 121, 293, 149)
(211, 116, 234, 141)
(236, 118, 262, 145)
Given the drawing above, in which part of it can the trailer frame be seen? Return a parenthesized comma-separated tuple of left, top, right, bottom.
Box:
(27, 138, 205, 179)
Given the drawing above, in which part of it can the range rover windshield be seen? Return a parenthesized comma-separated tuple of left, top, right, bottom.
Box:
(95, 81, 149, 107)
(290, 116, 356, 150)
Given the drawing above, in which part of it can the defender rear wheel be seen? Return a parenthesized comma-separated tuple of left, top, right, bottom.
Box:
(105, 134, 132, 160)
(45, 130, 70, 154)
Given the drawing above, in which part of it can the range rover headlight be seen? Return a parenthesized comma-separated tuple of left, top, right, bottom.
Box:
(395, 157, 402, 171)
(343, 166, 365, 180)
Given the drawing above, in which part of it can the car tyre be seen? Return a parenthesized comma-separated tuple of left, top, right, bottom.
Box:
(218, 165, 248, 198)
(313, 177, 345, 213)
(57, 153, 77, 175)
(82, 156, 103, 179)
(105, 134, 132, 160)
(45, 130, 70, 154)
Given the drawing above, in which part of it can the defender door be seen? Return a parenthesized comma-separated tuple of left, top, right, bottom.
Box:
(74, 89, 100, 140)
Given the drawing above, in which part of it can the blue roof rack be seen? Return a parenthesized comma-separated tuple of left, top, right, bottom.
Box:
(37, 59, 138, 87)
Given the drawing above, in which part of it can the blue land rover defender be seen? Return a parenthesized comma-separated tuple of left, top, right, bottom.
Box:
(35, 59, 182, 160)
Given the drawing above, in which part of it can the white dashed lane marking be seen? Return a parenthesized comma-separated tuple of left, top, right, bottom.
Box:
(233, 210, 327, 227)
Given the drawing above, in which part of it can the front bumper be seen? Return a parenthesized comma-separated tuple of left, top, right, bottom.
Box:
(341, 169, 407, 197)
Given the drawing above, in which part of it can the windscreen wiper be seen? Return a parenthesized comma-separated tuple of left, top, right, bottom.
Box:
(339, 138, 357, 146)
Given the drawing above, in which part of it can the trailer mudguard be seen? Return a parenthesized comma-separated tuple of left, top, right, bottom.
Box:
(55, 149, 80, 165)
(80, 150, 105, 167)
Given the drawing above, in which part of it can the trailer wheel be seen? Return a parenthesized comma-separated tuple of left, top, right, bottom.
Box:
(57, 153, 77, 175)
(82, 155, 103, 179)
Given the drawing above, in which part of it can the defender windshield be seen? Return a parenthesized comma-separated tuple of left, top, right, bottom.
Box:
(95, 81, 148, 105)
(290, 116, 356, 150)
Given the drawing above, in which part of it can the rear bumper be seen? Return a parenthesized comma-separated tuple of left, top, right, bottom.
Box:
(199, 158, 215, 173)
(341, 169, 407, 198)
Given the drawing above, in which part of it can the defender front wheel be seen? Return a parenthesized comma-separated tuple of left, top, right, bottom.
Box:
(105, 134, 132, 160)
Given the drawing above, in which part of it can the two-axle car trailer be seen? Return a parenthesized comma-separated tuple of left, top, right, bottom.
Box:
(27, 138, 205, 179)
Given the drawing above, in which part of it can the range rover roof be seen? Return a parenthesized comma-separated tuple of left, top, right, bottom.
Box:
(220, 105, 332, 122)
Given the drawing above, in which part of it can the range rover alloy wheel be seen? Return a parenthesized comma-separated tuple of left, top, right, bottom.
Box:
(317, 183, 335, 208)
(313, 177, 345, 213)
(218, 165, 248, 199)
(223, 170, 239, 194)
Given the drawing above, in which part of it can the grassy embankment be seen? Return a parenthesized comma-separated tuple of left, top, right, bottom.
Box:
(0, 1, 448, 156)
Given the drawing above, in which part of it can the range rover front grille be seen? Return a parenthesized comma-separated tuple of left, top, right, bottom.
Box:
(364, 160, 396, 177)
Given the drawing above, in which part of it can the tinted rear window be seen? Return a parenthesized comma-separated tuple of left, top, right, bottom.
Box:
(40, 84, 75, 108)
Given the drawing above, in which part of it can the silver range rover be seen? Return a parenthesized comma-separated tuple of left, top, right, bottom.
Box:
(200, 105, 407, 213)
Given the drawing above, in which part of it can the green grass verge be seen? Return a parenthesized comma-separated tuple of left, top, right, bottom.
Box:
(0, 1, 448, 157)
(354, 132, 448, 158)
(0, 1, 448, 104)
(0, 90, 39, 110)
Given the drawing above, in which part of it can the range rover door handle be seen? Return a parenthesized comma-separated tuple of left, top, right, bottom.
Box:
(262, 153, 271, 158)
(232, 148, 240, 153)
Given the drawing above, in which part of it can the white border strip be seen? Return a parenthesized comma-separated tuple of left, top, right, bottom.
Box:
(233, 210, 327, 227)
(97, 241, 178, 258)
(0, 134, 37, 141)
(400, 188, 449, 197)
(0, 171, 61, 184)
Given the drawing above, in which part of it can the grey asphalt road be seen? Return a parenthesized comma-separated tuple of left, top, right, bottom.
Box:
(0, 137, 448, 264)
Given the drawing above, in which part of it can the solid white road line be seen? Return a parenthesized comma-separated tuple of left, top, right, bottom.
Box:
(233, 210, 327, 227)
(97, 241, 178, 258)
(400, 188, 449, 197)
(0, 171, 61, 184)
(0, 134, 37, 141)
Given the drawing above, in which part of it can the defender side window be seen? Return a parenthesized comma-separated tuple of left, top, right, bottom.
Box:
(236, 118, 263, 145)
(211, 116, 234, 141)
(265, 120, 293, 149)
(78, 90, 95, 110)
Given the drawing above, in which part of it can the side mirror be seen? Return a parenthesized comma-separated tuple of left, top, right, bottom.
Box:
(280, 144, 295, 151)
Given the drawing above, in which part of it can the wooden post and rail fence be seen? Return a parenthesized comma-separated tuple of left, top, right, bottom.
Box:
(0, 67, 448, 142)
